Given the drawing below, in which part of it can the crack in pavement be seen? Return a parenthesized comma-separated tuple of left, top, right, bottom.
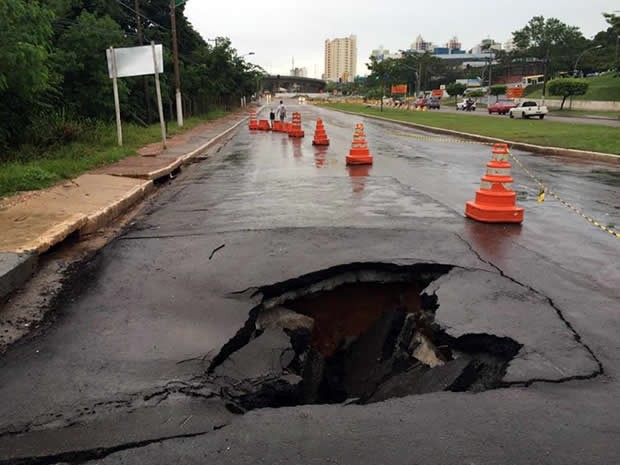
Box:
(0, 378, 218, 439)
(453, 232, 605, 384)
(0, 430, 214, 465)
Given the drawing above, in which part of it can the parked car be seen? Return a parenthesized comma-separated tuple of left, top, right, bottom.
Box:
(488, 101, 516, 115)
(456, 99, 476, 111)
(508, 101, 548, 119)
(426, 97, 441, 110)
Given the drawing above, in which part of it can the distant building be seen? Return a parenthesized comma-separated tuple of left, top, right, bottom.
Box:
(504, 39, 516, 52)
(471, 38, 502, 55)
(371, 45, 390, 61)
(324, 35, 357, 82)
(371, 46, 402, 62)
(447, 36, 462, 51)
(411, 35, 434, 52)
(290, 67, 308, 77)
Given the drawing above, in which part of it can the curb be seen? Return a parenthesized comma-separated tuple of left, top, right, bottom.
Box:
(329, 107, 620, 165)
(181, 115, 249, 162)
(0, 253, 37, 301)
(0, 114, 247, 301)
(79, 180, 155, 235)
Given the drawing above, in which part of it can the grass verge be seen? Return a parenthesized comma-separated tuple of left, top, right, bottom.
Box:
(0, 109, 227, 198)
(324, 103, 620, 155)
(524, 74, 620, 101)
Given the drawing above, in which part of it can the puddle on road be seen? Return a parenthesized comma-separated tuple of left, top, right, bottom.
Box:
(209, 264, 521, 412)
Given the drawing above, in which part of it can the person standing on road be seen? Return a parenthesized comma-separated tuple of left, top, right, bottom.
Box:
(269, 108, 276, 128)
(276, 100, 287, 123)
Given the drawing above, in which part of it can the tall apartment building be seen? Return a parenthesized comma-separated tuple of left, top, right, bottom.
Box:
(323, 35, 357, 83)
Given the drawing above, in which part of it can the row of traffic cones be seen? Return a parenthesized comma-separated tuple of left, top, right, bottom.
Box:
(253, 108, 521, 224)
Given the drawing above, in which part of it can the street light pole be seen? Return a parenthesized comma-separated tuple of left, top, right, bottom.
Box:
(573, 45, 603, 77)
(170, 0, 183, 127)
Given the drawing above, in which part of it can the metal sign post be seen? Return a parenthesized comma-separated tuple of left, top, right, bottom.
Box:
(151, 41, 167, 149)
(109, 47, 123, 146)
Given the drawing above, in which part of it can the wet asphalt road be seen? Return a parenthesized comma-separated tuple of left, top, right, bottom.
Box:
(0, 102, 619, 464)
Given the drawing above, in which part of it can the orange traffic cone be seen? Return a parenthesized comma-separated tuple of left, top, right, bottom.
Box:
(312, 118, 330, 146)
(465, 143, 524, 223)
(346, 123, 373, 165)
(289, 112, 305, 138)
(273, 120, 283, 132)
(258, 119, 271, 131)
(249, 110, 259, 130)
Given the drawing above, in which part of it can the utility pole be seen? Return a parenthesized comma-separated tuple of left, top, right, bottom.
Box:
(134, 0, 152, 124)
(541, 47, 550, 106)
(487, 52, 493, 104)
(170, 0, 183, 127)
(415, 60, 422, 96)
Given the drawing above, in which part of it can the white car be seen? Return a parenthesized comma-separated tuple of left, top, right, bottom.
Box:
(509, 101, 548, 119)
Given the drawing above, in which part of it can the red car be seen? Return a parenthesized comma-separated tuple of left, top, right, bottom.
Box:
(488, 101, 516, 115)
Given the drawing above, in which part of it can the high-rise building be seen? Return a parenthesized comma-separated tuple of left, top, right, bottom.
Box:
(323, 35, 357, 82)
(447, 36, 462, 51)
(411, 35, 434, 52)
(290, 67, 308, 77)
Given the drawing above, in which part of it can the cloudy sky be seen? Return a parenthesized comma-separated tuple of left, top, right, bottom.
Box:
(185, 0, 618, 77)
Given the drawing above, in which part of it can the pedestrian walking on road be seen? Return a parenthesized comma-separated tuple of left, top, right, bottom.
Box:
(269, 108, 276, 128)
(276, 100, 287, 123)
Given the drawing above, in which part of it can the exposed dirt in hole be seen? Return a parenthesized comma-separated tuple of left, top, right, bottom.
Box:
(209, 264, 522, 413)
(287, 282, 421, 358)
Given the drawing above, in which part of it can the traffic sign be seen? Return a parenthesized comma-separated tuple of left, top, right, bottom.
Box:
(391, 84, 408, 94)
(507, 87, 524, 99)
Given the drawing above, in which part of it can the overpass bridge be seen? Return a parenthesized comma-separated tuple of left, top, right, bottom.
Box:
(260, 75, 327, 94)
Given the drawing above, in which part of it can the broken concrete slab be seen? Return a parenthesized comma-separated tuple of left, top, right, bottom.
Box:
(0, 252, 37, 301)
(342, 310, 405, 399)
(0, 396, 231, 464)
(214, 328, 294, 380)
(412, 333, 445, 368)
(92, 155, 184, 181)
(256, 306, 314, 333)
(426, 268, 600, 383)
(367, 357, 474, 403)
(0, 175, 153, 253)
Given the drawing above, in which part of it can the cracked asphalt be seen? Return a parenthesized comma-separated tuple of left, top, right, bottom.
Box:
(0, 102, 619, 464)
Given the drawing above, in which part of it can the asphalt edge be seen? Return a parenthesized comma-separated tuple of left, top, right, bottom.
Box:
(0, 112, 249, 301)
(326, 107, 620, 165)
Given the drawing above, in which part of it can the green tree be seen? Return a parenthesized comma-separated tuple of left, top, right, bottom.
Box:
(53, 12, 127, 118)
(446, 83, 467, 104)
(468, 90, 485, 98)
(489, 85, 507, 102)
(0, 0, 54, 149)
(512, 16, 586, 97)
(548, 78, 589, 109)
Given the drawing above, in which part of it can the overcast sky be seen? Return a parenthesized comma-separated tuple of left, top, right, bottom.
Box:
(185, 0, 618, 77)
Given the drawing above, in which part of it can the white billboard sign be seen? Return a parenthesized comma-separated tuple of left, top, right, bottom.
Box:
(106, 44, 164, 79)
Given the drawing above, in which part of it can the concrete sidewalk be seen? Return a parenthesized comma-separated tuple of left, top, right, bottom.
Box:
(0, 110, 249, 300)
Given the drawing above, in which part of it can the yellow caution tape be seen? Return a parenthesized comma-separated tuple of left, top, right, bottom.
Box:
(506, 149, 619, 239)
(387, 130, 619, 239)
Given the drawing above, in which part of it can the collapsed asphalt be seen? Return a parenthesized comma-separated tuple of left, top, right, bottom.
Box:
(0, 102, 618, 464)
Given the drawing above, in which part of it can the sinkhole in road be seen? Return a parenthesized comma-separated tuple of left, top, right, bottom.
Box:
(210, 264, 521, 412)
